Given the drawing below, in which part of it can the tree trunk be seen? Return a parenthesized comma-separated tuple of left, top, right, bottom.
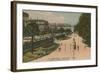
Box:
(31, 35, 33, 54)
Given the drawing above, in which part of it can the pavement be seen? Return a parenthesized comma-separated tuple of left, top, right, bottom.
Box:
(33, 33, 90, 62)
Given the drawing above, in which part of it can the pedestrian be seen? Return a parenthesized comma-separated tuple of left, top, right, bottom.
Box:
(58, 42, 62, 52)
(73, 38, 77, 50)
(77, 45, 79, 51)
(58, 47, 61, 52)
(72, 38, 77, 59)
(65, 43, 66, 51)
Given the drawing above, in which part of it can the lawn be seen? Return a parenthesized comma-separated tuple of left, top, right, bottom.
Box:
(23, 43, 59, 62)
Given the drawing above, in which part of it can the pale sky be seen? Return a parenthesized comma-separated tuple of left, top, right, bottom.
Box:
(24, 10, 82, 25)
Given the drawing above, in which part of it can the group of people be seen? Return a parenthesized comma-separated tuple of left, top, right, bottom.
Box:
(58, 38, 79, 59)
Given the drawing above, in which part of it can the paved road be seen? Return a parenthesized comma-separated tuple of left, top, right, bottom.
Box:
(33, 33, 90, 62)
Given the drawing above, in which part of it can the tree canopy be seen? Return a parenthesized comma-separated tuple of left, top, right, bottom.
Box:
(75, 13, 91, 47)
(23, 20, 40, 37)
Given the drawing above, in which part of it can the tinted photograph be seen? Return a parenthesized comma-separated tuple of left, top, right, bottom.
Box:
(23, 10, 91, 62)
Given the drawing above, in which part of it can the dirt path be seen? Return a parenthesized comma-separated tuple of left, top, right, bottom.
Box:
(33, 33, 90, 62)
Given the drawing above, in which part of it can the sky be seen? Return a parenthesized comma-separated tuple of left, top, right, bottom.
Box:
(24, 10, 82, 26)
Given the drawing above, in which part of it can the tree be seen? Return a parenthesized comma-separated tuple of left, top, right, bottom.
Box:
(29, 20, 40, 54)
(23, 20, 40, 54)
(65, 29, 72, 35)
(75, 13, 91, 47)
(58, 27, 65, 33)
(23, 24, 33, 37)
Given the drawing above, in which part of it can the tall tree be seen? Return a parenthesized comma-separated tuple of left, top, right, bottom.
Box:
(24, 20, 40, 54)
(29, 20, 40, 54)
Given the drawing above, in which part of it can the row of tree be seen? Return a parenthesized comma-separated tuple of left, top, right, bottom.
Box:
(74, 13, 91, 47)
(23, 20, 72, 37)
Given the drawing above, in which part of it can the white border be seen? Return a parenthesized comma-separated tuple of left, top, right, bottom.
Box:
(17, 3, 96, 69)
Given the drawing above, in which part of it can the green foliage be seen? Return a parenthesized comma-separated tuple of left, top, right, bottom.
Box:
(75, 13, 91, 47)
(23, 24, 33, 36)
(59, 27, 65, 33)
(23, 43, 59, 62)
(23, 20, 40, 37)
(65, 29, 72, 35)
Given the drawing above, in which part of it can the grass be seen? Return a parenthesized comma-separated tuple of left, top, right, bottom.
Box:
(23, 43, 59, 62)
